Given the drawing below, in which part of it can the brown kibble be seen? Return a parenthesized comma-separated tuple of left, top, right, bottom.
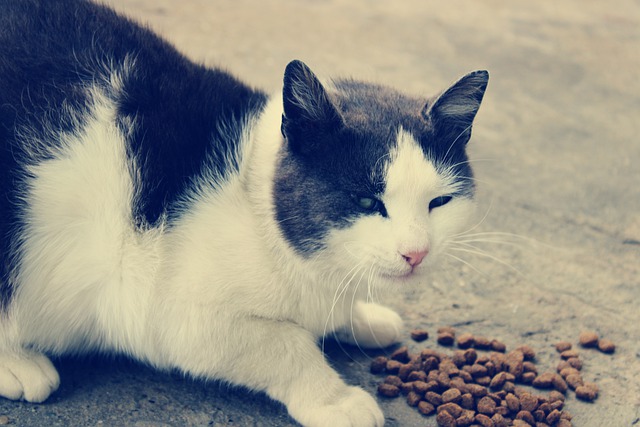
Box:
(506, 392, 520, 412)
(438, 332, 456, 346)
(523, 361, 537, 374)
(460, 393, 475, 409)
(438, 326, 456, 335)
(565, 373, 584, 390)
(546, 409, 562, 425)
(519, 393, 539, 412)
(400, 381, 414, 394)
(556, 360, 570, 373)
(397, 363, 415, 381)
(383, 375, 403, 387)
(390, 346, 411, 362)
(370, 356, 388, 374)
(425, 391, 443, 406)
(578, 331, 599, 348)
(575, 384, 598, 401)
(551, 373, 568, 393)
(385, 359, 402, 374)
(512, 420, 532, 427)
(407, 370, 427, 382)
(505, 350, 525, 378)
(491, 339, 507, 353)
(559, 367, 580, 378)
(492, 413, 509, 427)
(477, 396, 497, 415)
(548, 390, 566, 403)
(377, 383, 400, 398)
(422, 356, 440, 372)
(557, 419, 573, 427)
(521, 372, 536, 384)
(410, 329, 430, 342)
(555, 341, 572, 353)
(566, 357, 583, 370)
(457, 333, 475, 349)
(467, 383, 488, 397)
(438, 402, 463, 418)
(516, 345, 536, 360)
(421, 348, 443, 360)
(516, 410, 535, 425)
(532, 372, 554, 389)
(474, 336, 492, 350)
(489, 372, 508, 390)
(442, 388, 462, 404)
(474, 413, 495, 427)
(463, 348, 478, 365)
(435, 410, 457, 427)
(470, 363, 489, 378)
(406, 391, 421, 406)
(456, 410, 476, 426)
(597, 338, 616, 354)
(418, 400, 436, 416)
(560, 349, 579, 360)
(440, 359, 460, 376)
(475, 375, 492, 386)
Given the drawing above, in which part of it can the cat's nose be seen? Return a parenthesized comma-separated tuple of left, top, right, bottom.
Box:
(401, 249, 428, 267)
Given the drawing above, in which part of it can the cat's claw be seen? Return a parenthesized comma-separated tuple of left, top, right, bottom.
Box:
(291, 386, 384, 427)
(0, 350, 60, 402)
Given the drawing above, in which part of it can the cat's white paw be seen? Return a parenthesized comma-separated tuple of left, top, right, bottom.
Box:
(291, 386, 384, 427)
(0, 350, 60, 402)
(336, 302, 403, 349)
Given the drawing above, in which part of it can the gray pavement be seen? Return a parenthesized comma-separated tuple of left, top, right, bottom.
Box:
(1, 0, 639, 425)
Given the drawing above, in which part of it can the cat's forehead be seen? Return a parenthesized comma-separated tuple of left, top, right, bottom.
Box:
(331, 80, 425, 130)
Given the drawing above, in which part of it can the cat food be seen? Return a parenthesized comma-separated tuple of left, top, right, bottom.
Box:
(371, 326, 615, 426)
(555, 341, 572, 353)
(578, 331, 599, 348)
(597, 338, 616, 354)
(410, 329, 430, 342)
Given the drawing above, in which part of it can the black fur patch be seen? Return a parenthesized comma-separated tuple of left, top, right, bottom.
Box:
(0, 0, 266, 308)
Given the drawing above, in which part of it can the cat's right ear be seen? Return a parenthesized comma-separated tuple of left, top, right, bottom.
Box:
(281, 60, 343, 154)
(423, 70, 489, 147)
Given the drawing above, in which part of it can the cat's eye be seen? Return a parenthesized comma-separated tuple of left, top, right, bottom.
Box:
(357, 196, 378, 210)
(429, 195, 453, 212)
(353, 195, 386, 216)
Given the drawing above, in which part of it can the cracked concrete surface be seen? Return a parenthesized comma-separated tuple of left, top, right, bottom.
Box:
(0, 0, 638, 425)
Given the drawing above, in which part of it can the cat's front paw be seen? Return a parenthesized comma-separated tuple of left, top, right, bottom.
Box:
(336, 302, 403, 349)
(291, 386, 384, 427)
(0, 350, 60, 402)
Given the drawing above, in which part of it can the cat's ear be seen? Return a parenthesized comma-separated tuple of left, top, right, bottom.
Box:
(281, 60, 343, 153)
(423, 70, 489, 146)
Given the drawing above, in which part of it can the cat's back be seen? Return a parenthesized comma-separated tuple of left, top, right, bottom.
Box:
(0, 0, 267, 307)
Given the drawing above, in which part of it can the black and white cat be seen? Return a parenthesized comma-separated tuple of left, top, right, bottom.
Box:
(0, 0, 488, 425)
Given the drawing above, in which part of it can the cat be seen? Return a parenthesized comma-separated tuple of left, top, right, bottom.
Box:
(0, 0, 488, 426)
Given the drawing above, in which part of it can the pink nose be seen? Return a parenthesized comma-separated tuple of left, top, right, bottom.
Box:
(402, 249, 428, 267)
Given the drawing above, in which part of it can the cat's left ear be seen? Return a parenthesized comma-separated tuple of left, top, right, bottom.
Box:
(281, 60, 344, 155)
(423, 70, 489, 146)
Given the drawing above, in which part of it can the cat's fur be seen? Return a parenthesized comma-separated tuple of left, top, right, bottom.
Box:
(0, 0, 488, 425)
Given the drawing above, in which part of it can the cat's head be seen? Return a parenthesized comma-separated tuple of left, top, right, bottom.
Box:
(273, 60, 488, 284)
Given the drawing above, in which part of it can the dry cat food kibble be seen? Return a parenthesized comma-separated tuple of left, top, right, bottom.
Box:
(372, 327, 614, 426)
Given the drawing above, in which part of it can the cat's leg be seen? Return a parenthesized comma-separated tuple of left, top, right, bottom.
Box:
(334, 301, 403, 349)
(0, 348, 60, 402)
(169, 318, 384, 427)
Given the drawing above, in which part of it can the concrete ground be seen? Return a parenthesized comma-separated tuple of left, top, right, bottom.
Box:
(1, 0, 638, 425)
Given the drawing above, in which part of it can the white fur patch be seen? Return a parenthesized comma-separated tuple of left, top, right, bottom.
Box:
(11, 85, 161, 356)
(325, 127, 475, 282)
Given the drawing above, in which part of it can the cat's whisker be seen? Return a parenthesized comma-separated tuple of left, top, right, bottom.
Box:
(321, 260, 365, 354)
(448, 243, 527, 278)
(444, 252, 489, 278)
